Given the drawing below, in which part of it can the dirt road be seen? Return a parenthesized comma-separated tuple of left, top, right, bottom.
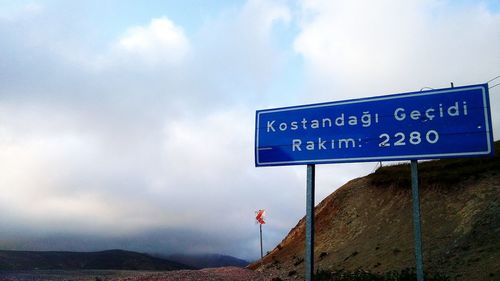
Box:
(0, 267, 275, 281)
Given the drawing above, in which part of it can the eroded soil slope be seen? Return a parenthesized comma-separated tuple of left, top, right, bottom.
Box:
(250, 142, 500, 281)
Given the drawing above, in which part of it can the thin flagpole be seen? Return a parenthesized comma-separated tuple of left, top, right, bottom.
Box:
(260, 223, 263, 260)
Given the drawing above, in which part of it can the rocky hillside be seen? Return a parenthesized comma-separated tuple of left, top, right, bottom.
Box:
(250, 141, 500, 281)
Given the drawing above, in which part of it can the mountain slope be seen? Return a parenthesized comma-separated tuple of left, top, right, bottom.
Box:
(0, 249, 192, 270)
(165, 253, 249, 269)
(250, 141, 500, 281)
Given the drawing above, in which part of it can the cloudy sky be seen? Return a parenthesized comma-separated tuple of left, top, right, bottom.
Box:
(0, 0, 499, 261)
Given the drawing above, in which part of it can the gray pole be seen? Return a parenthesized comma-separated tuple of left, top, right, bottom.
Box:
(411, 160, 424, 281)
(305, 164, 315, 281)
(260, 223, 263, 260)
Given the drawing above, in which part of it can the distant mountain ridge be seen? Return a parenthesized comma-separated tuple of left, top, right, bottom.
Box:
(163, 253, 249, 269)
(0, 249, 192, 270)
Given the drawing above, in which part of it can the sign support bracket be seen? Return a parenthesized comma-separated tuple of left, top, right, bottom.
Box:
(305, 164, 315, 281)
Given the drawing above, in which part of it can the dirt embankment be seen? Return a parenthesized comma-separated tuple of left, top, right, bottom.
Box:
(249, 142, 500, 281)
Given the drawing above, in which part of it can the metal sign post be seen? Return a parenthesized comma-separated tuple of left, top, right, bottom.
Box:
(411, 160, 424, 281)
(305, 164, 316, 281)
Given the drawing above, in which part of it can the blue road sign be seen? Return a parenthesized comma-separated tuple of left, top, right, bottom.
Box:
(255, 84, 494, 167)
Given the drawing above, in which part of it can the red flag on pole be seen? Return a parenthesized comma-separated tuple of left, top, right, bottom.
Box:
(256, 209, 266, 224)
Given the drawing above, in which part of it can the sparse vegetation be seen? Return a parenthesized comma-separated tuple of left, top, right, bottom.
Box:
(369, 141, 500, 189)
(319, 251, 328, 259)
(343, 251, 359, 262)
(293, 257, 304, 266)
(315, 268, 451, 281)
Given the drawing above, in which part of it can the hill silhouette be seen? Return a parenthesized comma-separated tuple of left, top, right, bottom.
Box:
(250, 141, 499, 281)
(0, 249, 191, 270)
(164, 253, 249, 269)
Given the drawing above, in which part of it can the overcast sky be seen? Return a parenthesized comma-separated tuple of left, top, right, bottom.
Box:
(0, 0, 499, 261)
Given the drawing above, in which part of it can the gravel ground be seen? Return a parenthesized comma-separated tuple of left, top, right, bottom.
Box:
(0, 267, 270, 281)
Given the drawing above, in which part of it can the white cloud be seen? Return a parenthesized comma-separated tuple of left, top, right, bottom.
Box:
(241, 0, 291, 33)
(294, 0, 500, 99)
(115, 16, 190, 64)
(0, 2, 44, 21)
(191, 0, 291, 97)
